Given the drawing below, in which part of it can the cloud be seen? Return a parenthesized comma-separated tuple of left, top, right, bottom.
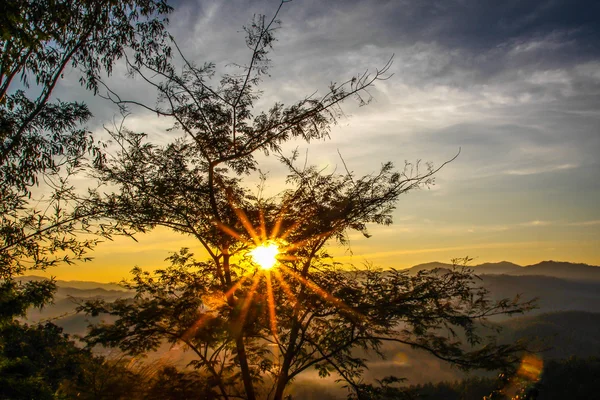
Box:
(350, 240, 555, 260)
(44, 0, 600, 278)
(520, 220, 553, 227)
(504, 163, 578, 176)
(568, 220, 600, 226)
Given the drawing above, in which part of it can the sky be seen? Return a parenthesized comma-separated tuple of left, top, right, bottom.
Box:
(44, 0, 600, 282)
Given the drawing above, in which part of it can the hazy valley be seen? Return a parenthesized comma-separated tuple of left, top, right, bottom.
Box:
(19, 260, 600, 398)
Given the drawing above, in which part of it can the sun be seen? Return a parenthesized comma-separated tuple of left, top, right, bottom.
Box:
(248, 242, 280, 270)
(210, 203, 364, 345)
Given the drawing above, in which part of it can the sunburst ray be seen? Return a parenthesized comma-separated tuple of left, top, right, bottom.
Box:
(282, 230, 334, 253)
(180, 312, 214, 342)
(272, 269, 299, 308)
(233, 205, 261, 245)
(223, 274, 251, 299)
(214, 221, 253, 246)
(281, 266, 364, 322)
(258, 208, 267, 241)
(211, 190, 362, 346)
(269, 193, 298, 240)
(265, 272, 280, 343)
(237, 274, 262, 328)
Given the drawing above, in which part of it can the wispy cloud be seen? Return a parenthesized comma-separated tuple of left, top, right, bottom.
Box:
(44, 0, 600, 280)
(504, 164, 578, 176)
(520, 220, 553, 227)
(568, 220, 600, 227)
(349, 240, 557, 260)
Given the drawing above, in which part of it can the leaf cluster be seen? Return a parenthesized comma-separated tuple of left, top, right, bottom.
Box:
(1, 0, 173, 300)
(0, 321, 95, 399)
(0, 5, 174, 398)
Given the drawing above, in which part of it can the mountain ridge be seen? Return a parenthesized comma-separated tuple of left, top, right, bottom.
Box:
(404, 260, 600, 282)
(15, 275, 128, 291)
(16, 260, 600, 291)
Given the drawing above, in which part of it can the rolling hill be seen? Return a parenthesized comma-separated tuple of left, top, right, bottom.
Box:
(16, 261, 600, 399)
(405, 260, 600, 282)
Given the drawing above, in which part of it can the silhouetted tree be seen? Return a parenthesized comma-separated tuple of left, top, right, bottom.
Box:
(145, 366, 220, 400)
(1, 1, 172, 396)
(81, 2, 535, 399)
(0, 321, 99, 399)
(1, 0, 172, 282)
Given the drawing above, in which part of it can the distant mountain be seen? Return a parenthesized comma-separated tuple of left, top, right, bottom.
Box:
(16, 275, 128, 291)
(403, 261, 521, 275)
(55, 286, 130, 298)
(21, 266, 600, 333)
(480, 274, 600, 316)
(474, 261, 522, 275)
(20, 260, 600, 290)
(16, 268, 600, 399)
(19, 276, 134, 325)
(500, 311, 600, 359)
(511, 261, 600, 281)
(24, 283, 134, 324)
(404, 260, 600, 282)
(404, 261, 453, 274)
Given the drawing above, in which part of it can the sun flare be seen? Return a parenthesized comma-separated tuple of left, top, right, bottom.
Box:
(214, 197, 358, 342)
(249, 242, 280, 270)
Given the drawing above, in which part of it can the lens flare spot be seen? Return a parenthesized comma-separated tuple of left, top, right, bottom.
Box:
(392, 352, 410, 366)
(249, 242, 280, 270)
(517, 354, 543, 381)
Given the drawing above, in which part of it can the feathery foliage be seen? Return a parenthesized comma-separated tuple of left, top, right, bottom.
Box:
(81, 2, 535, 399)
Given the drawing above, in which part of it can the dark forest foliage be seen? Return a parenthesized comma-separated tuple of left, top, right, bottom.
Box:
(1, 1, 172, 398)
(404, 357, 600, 400)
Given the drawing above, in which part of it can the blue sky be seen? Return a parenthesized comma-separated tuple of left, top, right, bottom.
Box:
(47, 0, 600, 281)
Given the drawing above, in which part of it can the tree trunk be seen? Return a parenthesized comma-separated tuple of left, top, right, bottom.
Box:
(236, 336, 257, 400)
(273, 355, 291, 400)
(223, 253, 256, 400)
(274, 259, 315, 400)
(273, 310, 302, 400)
